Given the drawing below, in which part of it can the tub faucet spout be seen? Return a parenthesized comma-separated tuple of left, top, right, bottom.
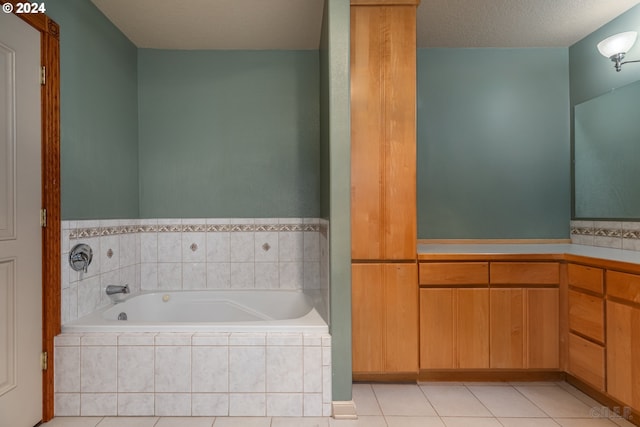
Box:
(106, 284, 130, 296)
(106, 284, 129, 303)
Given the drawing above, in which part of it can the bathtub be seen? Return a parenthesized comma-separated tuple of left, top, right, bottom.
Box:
(55, 288, 333, 417)
(62, 289, 328, 334)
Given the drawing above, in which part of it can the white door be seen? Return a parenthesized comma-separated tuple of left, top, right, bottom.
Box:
(0, 11, 43, 427)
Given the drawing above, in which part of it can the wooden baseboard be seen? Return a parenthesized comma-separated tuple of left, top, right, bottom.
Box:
(566, 374, 640, 426)
(352, 372, 418, 382)
(418, 369, 566, 382)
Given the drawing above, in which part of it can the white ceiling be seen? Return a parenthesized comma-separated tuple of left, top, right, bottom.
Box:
(91, 0, 640, 50)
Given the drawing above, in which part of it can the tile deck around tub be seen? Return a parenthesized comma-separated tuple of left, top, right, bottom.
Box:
(42, 381, 636, 427)
(54, 331, 332, 418)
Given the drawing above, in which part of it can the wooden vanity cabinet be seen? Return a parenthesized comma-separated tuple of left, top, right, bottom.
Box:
(419, 260, 560, 373)
(350, 0, 420, 378)
(566, 263, 605, 390)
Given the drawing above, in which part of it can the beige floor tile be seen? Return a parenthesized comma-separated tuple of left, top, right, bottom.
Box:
(509, 382, 563, 387)
(463, 382, 512, 386)
(155, 417, 215, 427)
(466, 385, 547, 418)
(96, 417, 159, 427)
(212, 417, 271, 427)
(418, 382, 465, 387)
(42, 418, 103, 427)
(352, 383, 382, 416)
(372, 384, 437, 416)
(271, 416, 330, 426)
(553, 418, 619, 427)
(516, 385, 593, 417)
(386, 416, 445, 427)
(329, 416, 387, 427)
(610, 417, 637, 427)
(555, 382, 608, 409)
(441, 417, 503, 427)
(420, 385, 492, 417)
(498, 418, 561, 426)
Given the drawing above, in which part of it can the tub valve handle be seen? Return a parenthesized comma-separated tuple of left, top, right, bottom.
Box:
(69, 243, 93, 273)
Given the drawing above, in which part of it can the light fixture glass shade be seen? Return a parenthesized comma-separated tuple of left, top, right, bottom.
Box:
(597, 31, 638, 58)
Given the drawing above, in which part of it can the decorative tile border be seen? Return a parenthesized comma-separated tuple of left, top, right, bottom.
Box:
(571, 224, 639, 239)
(70, 222, 323, 239)
(570, 220, 640, 251)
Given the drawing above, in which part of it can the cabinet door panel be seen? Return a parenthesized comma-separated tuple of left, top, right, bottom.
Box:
(352, 263, 418, 374)
(607, 300, 640, 410)
(490, 289, 524, 368)
(350, 5, 416, 261)
(381, 6, 416, 260)
(527, 288, 559, 369)
(457, 289, 490, 368)
(350, 7, 384, 260)
(384, 263, 418, 372)
(352, 264, 384, 372)
(420, 289, 454, 369)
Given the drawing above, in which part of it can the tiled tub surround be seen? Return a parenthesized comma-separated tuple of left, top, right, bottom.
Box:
(61, 218, 329, 324)
(54, 332, 332, 417)
(570, 220, 640, 251)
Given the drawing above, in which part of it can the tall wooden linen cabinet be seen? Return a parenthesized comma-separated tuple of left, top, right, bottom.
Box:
(350, 0, 419, 378)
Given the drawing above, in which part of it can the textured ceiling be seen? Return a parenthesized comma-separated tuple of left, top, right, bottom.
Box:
(418, 0, 640, 47)
(91, 0, 640, 49)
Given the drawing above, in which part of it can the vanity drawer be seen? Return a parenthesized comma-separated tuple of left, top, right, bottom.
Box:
(419, 262, 488, 286)
(568, 290, 604, 342)
(568, 333, 605, 391)
(607, 270, 640, 304)
(568, 263, 604, 294)
(490, 262, 559, 285)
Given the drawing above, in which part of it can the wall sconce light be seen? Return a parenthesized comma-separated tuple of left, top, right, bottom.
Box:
(597, 31, 639, 72)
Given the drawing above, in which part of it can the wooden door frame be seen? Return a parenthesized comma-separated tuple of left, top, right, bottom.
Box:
(1, 2, 60, 422)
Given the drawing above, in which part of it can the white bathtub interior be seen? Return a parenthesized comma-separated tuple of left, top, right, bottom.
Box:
(63, 289, 328, 333)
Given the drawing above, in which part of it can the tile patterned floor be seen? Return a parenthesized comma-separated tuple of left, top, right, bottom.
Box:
(41, 382, 636, 427)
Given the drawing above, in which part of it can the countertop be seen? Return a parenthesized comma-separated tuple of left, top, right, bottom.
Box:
(417, 243, 640, 266)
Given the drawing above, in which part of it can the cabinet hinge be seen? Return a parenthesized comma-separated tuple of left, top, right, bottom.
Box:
(40, 66, 45, 85)
(40, 208, 47, 228)
(41, 351, 48, 371)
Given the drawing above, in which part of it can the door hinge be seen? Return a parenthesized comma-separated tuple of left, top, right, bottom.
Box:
(40, 65, 45, 85)
(40, 208, 47, 228)
(41, 351, 48, 371)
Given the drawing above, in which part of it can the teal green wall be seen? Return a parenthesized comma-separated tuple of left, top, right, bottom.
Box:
(137, 50, 320, 218)
(417, 48, 570, 239)
(569, 4, 640, 106)
(46, 0, 139, 219)
(322, 0, 352, 402)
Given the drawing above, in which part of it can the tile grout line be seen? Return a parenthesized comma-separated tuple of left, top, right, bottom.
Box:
(463, 383, 511, 420)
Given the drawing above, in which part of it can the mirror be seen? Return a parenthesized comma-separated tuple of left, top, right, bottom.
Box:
(574, 80, 640, 219)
